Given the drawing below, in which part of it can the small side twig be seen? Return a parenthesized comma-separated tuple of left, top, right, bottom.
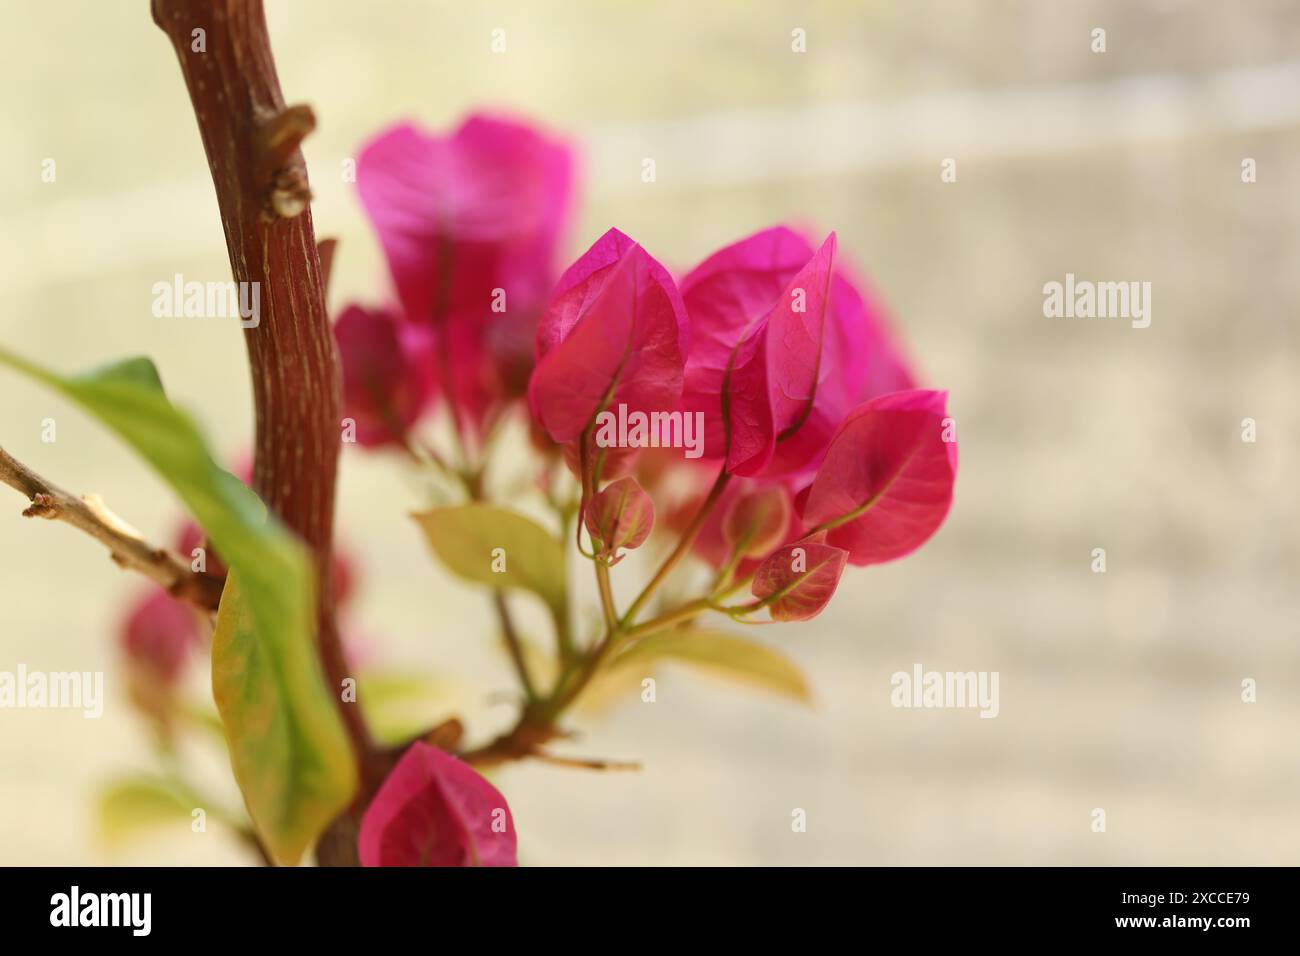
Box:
(0, 445, 224, 611)
(531, 751, 642, 772)
(254, 103, 316, 220)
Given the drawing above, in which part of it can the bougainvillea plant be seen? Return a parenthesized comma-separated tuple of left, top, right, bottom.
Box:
(0, 2, 955, 866)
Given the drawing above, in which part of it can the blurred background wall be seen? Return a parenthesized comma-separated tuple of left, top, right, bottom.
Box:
(0, 0, 1297, 864)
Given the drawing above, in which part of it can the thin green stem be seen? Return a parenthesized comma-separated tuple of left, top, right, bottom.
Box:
(492, 591, 538, 702)
(714, 568, 755, 602)
(402, 435, 481, 501)
(428, 437, 536, 702)
(464, 458, 744, 764)
(578, 427, 619, 632)
(549, 601, 575, 670)
(710, 535, 751, 595)
(595, 563, 618, 631)
(621, 597, 712, 643)
(547, 484, 579, 664)
(621, 469, 730, 627)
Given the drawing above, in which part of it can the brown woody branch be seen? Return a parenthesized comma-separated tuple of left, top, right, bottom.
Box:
(152, 0, 378, 864)
(0, 446, 225, 610)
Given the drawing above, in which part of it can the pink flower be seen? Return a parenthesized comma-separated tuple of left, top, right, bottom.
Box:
(722, 482, 793, 559)
(800, 389, 957, 566)
(831, 261, 916, 406)
(357, 115, 575, 433)
(680, 226, 916, 478)
(359, 742, 518, 867)
(334, 303, 435, 448)
(683, 471, 798, 572)
(120, 588, 202, 683)
(529, 228, 690, 445)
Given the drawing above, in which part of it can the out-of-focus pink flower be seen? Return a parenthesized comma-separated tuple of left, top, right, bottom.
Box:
(330, 550, 358, 610)
(357, 115, 575, 433)
(359, 742, 517, 867)
(677, 471, 792, 572)
(334, 303, 435, 448)
(340, 628, 379, 673)
(830, 263, 916, 405)
(680, 226, 916, 479)
(120, 588, 202, 683)
(175, 520, 227, 581)
(529, 228, 690, 445)
(722, 483, 792, 559)
(800, 389, 957, 566)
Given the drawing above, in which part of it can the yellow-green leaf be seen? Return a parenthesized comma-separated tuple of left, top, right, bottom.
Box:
(607, 627, 813, 704)
(0, 348, 356, 864)
(211, 575, 355, 864)
(357, 671, 458, 745)
(97, 776, 198, 847)
(412, 504, 565, 612)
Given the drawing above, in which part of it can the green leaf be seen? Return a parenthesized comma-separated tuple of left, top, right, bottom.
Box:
(0, 348, 356, 865)
(210, 576, 355, 865)
(97, 776, 197, 847)
(357, 671, 457, 746)
(607, 627, 813, 704)
(413, 504, 566, 612)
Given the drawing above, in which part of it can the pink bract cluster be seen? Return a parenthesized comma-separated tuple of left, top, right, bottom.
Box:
(344, 113, 957, 608)
(324, 112, 959, 866)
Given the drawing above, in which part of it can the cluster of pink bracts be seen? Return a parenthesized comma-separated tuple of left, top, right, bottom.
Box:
(118, 113, 956, 867)
(344, 114, 956, 583)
